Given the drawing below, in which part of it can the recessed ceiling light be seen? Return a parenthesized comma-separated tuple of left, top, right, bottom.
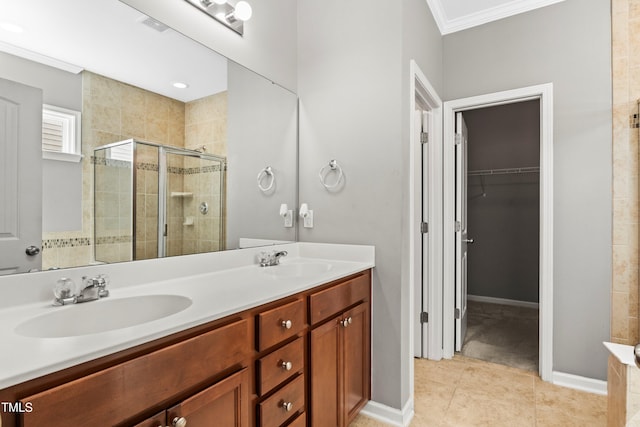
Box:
(0, 22, 25, 33)
(173, 82, 189, 89)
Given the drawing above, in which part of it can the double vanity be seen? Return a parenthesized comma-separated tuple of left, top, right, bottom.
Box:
(0, 242, 374, 427)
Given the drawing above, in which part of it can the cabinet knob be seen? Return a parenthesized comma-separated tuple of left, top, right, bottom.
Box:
(280, 360, 293, 371)
(341, 317, 353, 327)
(172, 417, 187, 427)
(281, 319, 292, 329)
(281, 401, 293, 412)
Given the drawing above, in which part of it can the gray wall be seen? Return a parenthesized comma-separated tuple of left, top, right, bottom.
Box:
(444, 0, 612, 380)
(298, 0, 443, 410)
(464, 101, 540, 303)
(0, 52, 83, 233)
(226, 61, 298, 248)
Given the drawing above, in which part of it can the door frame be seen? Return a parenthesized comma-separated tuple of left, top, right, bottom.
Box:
(442, 83, 554, 381)
(409, 59, 443, 373)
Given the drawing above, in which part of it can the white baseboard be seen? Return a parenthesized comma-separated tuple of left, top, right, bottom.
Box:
(468, 294, 539, 309)
(360, 398, 414, 426)
(552, 371, 607, 395)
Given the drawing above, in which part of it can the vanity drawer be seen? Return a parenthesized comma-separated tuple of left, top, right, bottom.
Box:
(285, 412, 306, 427)
(20, 318, 251, 427)
(257, 337, 304, 396)
(309, 272, 370, 325)
(257, 299, 305, 351)
(257, 374, 305, 427)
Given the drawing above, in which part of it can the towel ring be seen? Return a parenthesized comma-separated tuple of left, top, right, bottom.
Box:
(319, 159, 343, 189)
(257, 166, 275, 192)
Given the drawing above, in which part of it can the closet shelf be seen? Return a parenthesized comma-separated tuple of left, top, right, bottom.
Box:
(468, 167, 539, 176)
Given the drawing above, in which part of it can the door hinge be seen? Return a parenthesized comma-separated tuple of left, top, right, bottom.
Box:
(420, 132, 429, 144)
(455, 221, 461, 232)
(420, 222, 428, 234)
(454, 134, 462, 145)
(455, 308, 461, 319)
(632, 113, 639, 129)
(420, 312, 428, 323)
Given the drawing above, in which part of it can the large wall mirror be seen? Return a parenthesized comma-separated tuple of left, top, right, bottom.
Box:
(0, 0, 298, 275)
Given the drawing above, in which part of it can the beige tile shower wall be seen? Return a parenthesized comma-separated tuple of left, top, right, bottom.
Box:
(185, 92, 227, 156)
(82, 71, 185, 260)
(611, 0, 640, 345)
(185, 93, 228, 253)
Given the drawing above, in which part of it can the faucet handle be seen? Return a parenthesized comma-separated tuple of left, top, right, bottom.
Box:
(53, 278, 77, 306)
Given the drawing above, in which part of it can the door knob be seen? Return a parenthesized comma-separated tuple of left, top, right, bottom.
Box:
(25, 246, 40, 256)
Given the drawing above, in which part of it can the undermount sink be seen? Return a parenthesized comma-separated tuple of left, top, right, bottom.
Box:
(15, 295, 192, 338)
(263, 261, 332, 278)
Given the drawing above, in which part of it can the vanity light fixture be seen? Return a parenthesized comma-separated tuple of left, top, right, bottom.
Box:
(183, 0, 253, 36)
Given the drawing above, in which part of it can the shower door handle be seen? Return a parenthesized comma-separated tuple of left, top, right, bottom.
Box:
(163, 224, 168, 237)
(463, 238, 474, 244)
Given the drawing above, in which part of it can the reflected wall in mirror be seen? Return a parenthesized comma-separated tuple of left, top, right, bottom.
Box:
(0, 0, 298, 275)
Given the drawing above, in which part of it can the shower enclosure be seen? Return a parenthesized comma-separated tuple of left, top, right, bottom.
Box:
(93, 139, 226, 263)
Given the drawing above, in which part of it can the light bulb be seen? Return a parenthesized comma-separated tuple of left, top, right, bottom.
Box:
(233, 1, 252, 21)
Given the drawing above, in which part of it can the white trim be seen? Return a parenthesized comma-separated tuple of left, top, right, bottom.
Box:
(409, 60, 443, 367)
(0, 41, 84, 74)
(425, 0, 566, 35)
(552, 371, 608, 396)
(467, 294, 539, 309)
(442, 83, 554, 383)
(42, 151, 83, 163)
(361, 398, 414, 427)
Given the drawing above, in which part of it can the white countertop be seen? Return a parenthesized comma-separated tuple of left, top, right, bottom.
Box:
(0, 243, 374, 389)
(604, 341, 637, 367)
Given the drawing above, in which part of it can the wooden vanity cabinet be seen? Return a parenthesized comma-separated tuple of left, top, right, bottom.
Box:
(133, 368, 249, 427)
(309, 272, 371, 427)
(18, 318, 252, 427)
(0, 269, 371, 427)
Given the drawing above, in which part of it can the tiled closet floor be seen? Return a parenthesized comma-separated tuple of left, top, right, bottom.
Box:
(350, 355, 607, 426)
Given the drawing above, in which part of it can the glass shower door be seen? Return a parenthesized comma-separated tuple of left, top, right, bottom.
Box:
(163, 150, 225, 257)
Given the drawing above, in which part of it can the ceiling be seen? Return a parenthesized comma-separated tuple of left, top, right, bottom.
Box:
(426, 0, 566, 34)
(0, 0, 228, 102)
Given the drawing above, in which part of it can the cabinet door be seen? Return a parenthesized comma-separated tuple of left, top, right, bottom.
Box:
(166, 368, 249, 427)
(343, 302, 370, 425)
(310, 317, 341, 427)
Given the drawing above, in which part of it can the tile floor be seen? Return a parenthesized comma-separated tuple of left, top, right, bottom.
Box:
(350, 355, 607, 426)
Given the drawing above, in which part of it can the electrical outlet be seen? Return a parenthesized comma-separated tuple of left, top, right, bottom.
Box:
(303, 210, 313, 228)
(284, 210, 293, 227)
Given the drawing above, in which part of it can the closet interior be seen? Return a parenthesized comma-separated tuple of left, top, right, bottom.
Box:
(460, 100, 541, 372)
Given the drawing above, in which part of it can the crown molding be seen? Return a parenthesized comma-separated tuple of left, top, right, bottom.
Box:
(427, 0, 566, 35)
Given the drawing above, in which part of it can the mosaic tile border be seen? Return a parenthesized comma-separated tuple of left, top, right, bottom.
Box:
(95, 235, 133, 245)
(43, 237, 91, 249)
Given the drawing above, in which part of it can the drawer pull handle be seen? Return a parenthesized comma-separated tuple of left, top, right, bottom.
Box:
(173, 416, 187, 427)
(281, 319, 292, 329)
(281, 401, 293, 412)
(280, 360, 293, 371)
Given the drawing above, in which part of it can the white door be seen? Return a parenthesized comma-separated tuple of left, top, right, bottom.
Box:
(0, 78, 43, 274)
(414, 109, 431, 358)
(454, 112, 469, 351)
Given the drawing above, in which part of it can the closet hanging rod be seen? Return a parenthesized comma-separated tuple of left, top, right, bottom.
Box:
(468, 166, 540, 176)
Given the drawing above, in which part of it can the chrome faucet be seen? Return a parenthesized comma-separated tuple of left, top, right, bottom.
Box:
(53, 274, 110, 306)
(258, 250, 288, 267)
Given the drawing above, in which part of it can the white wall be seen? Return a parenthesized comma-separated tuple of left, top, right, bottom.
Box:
(443, 0, 612, 380)
(226, 61, 298, 248)
(120, 0, 297, 92)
